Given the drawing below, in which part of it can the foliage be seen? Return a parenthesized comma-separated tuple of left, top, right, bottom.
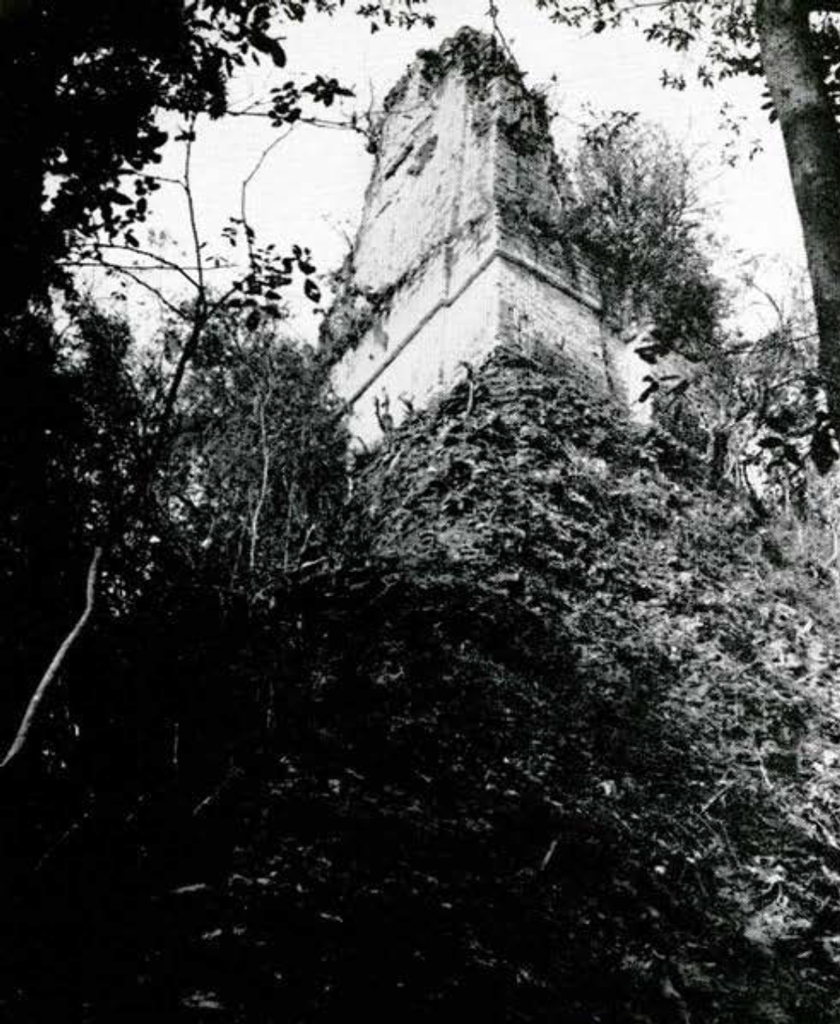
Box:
(0, 318, 86, 731)
(5, 7, 840, 1021)
(158, 313, 347, 599)
(235, 345, 840, 1023)
(416, 24, 517, 96)
(567, 115, 728, 361)
(0, 0, 433, 765)
(0, 0, 434, 315)
(0, 0, 435, 762)
(0, 303, 149, 757)
(655, 269, 831, 521)
(531, 0, 840, 468)
(534, 0, 756, 90)
(6, 344, 840, 1021)
(534, 0, 839, 115)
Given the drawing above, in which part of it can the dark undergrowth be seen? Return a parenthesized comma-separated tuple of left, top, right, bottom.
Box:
(4, 344, 840, 1022)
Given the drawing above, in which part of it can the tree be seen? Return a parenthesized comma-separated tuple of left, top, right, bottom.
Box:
(755, 0, 840, 456)
(566, 114, 728, 362)
(534, 0, 840, 461)
(0, 301, 149, 765)
(159, 312, 347, 600)
(676, 269, 827, 501)
(0, 0, 434, 763)
(0, 0, 434, 320)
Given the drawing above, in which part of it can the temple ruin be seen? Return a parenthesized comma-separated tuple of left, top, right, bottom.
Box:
(327, 28, 637, 444)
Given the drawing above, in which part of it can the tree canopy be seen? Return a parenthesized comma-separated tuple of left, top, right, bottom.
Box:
(0, 0, 434, 318)
(534, 0, 840, 457)
(567, 114, 728, 362)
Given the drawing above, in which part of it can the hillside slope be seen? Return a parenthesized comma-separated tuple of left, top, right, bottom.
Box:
(163, 344, 840, 1023)
(11, 344, 840, 1023)
(308, 343, 840, 1022)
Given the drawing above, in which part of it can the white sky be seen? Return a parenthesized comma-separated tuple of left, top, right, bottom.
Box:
(110, 0, 808, 342)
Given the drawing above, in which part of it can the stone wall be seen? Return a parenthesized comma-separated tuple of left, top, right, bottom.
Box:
(327, 29, 631, 445)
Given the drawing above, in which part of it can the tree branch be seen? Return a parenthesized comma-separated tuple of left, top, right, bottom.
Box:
(147, 120, 215, 465)
(249, 390, 272, 574)
(62, 260, 237, 275)
(487, 1, 522, 75)
(106, 264, 193, 320)
(89, 242, 202, 290)
(2, 546, 103, 767)
(240, 126, 295, 270)
(184, 118, 206, 305)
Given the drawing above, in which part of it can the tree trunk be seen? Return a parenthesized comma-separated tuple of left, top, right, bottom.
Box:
(755, 0, 840, 447)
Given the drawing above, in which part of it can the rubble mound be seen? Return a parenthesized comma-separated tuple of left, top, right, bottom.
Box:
(18, 344, 840, 1023)
(193, 344, 840, 1023)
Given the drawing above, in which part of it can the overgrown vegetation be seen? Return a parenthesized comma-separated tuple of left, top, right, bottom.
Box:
(6, 6, 840, 1021)
(566, 115, 728, 362)
(5, 342, 840, 1022)
(158, 311, 347, 599)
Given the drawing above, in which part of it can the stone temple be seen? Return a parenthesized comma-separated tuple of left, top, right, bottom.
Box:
(326, 28, 639, 444)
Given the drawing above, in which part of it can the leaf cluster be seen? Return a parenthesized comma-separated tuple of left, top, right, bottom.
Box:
(567, 116, 728, 360)
(0, 0, 435, 312)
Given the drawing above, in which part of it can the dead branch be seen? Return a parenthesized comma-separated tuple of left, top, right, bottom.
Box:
(240, 126, 295, 270)
(184, 117, 205, 305)
(89, 242, 202, 290)
(487, 2, 523, 79)
(2, 546, 103, 768)
(192, 765, 245, 817)
(249, 390, 272, 573)
(104, 263, 193, 321)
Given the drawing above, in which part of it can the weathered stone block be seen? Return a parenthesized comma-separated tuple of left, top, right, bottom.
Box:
(327, 27, 630, 445)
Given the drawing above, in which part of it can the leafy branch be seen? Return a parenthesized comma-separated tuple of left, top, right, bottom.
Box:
(3, 115, 316, 765)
